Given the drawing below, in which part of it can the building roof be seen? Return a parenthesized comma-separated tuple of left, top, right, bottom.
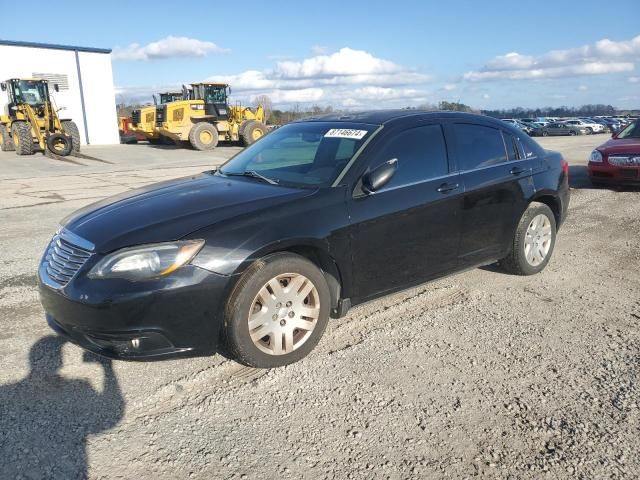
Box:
(0, 39, 111, 54)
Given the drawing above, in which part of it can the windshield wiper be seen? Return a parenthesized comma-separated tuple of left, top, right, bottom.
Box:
(224, 170, 278, 185)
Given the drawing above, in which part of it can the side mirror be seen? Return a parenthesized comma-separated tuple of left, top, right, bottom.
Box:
(0, 83, 5, 91)
(362, 159, 398, 194)
(53, 84, 59, 92)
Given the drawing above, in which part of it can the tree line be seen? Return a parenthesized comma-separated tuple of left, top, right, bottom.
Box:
(116, 97, 636, 126)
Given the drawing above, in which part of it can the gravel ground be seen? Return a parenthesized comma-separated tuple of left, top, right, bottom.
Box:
(0, 136, 638, 479)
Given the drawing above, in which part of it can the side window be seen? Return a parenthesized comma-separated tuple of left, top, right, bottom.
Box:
(371, 124, 449, 190)
(502, 132, 522, 161)
(452, 124, 508, 170)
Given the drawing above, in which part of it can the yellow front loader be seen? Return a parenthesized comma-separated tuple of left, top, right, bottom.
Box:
(130, 91, 185, 144)
(156, 82, 267, 150)
(0, 78, 80, 156)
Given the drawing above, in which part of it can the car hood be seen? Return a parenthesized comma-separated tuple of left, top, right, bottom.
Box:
(598, 137, 640, 154)
(61, 172, 314, 253)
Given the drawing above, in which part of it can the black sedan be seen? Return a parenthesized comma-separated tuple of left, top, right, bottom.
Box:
(39, 111, 570, 368)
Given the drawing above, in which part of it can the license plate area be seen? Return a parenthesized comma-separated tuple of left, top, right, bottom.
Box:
(619, 169, 639, 178)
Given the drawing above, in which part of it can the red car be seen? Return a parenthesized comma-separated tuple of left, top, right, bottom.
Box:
(588, 121, 640, 185)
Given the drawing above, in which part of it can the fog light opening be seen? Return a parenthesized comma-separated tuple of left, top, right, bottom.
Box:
(131, 338, 141, 349)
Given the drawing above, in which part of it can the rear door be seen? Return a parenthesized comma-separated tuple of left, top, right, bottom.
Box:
(447, 122, 534, 266)
(348, 122, 462, 300)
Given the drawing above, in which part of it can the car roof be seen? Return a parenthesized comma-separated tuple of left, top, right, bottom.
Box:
(297, 110, 505, 127)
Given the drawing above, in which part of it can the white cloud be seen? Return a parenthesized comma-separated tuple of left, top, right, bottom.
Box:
(443, 83, 457, 91)
(578, 85, 588, 91)
(113, 36, 228, 61)
(276, 48, 404, 79)
(629, 76, 640, 83)
(205, 47, 432, 108)
(465, 35, 640, 81)
(482, 93, 490, 99)
(311, 45, 328, 55)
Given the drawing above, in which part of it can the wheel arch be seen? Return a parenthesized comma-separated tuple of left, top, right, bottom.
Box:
(530, 193, 561, 227)
(231, 239, 346, 317)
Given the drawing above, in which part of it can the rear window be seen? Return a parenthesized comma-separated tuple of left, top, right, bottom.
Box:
(452, 124, 507, 170)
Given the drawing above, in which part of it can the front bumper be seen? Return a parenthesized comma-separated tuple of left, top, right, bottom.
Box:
(38, 262, 234, 360)
(588, 164, 640, 184)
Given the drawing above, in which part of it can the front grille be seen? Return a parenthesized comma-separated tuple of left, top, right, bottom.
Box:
(608, 154, 640, 167)
(131, 110, 141, 126)
(155, 106, 166, 126)
(44, 235, 92, 286)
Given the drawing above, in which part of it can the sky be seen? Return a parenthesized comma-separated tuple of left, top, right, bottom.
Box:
(2, 0, 639, 110)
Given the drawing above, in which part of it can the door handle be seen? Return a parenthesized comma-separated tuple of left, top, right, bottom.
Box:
(510, 167, 526, 175)
(436, 183, 460, 193)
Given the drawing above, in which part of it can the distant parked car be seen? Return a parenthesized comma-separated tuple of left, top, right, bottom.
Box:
(527, 123, 546, 137)
(501, 119, 533, 136)
(588, 121, 640, 185)
(542, 122, 587, 136)
(564, 119, 605, 134)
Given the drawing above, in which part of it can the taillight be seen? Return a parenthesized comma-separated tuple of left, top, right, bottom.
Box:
(561, 158, 569, 179)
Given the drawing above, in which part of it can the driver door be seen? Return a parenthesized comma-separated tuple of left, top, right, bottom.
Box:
(347, 122, 462, 301)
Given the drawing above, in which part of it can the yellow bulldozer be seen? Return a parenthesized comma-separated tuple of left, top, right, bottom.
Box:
(0, 78, 80, 156)
(130, 91, 185, 144)
(156, 82, 267, 150)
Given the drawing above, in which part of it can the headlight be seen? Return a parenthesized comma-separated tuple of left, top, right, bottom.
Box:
(88, 240, 204, 280)
(589, 150, 603, 163)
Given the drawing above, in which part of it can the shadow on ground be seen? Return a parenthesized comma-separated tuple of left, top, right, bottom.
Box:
(0, 336, 124, 478)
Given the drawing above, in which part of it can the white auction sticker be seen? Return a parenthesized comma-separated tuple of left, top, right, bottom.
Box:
(324, 129, 368, 140)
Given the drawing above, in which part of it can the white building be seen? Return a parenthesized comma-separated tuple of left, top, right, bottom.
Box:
(0, 40, 119, 145)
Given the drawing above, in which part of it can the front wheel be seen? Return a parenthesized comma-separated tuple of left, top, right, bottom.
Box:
(499, 202, 557, 276)
(61, 120, 81, 153)
(223, 253, 331, 368)
(241, 120, 268, 146)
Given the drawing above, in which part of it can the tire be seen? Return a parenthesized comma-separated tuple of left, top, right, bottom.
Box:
(12, 122, 34, 155)
(585, 127, 593, 135)
(0, 124, 15, 151)
(61, 120, 80, 154)
(223, 252, 331, 368)
(569, 130, 577, 136)
(238, 120, 250, 140)
(499, 202, 557, 276)
(46, 133, 73, 156)
(542, 131, 548, 137)
(188, 122, 219, 150)
(241, 120, 268, 146)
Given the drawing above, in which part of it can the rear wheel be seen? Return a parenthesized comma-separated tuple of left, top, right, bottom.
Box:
(223, 253, 331, 368)
(0, 124, 15, 151)
(499, 202, 556, 276)
(12, 122, 34, 155)
(61, 120, 80, 154)
(542, 130, 548, 137)
(585, 127, 593, 135)
(188, 122, 219, 150)
(569, 130, 577, 136)
(241, 120, 268, 146)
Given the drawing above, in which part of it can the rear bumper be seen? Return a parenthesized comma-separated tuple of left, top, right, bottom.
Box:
(588, 164, 640, 184)
(38, 264, 234, 360)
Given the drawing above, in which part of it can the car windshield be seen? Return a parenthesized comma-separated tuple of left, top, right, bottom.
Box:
(14, 80, 47, 105)
(219, 122, 378, 188)
(616, 121, 640, 139)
